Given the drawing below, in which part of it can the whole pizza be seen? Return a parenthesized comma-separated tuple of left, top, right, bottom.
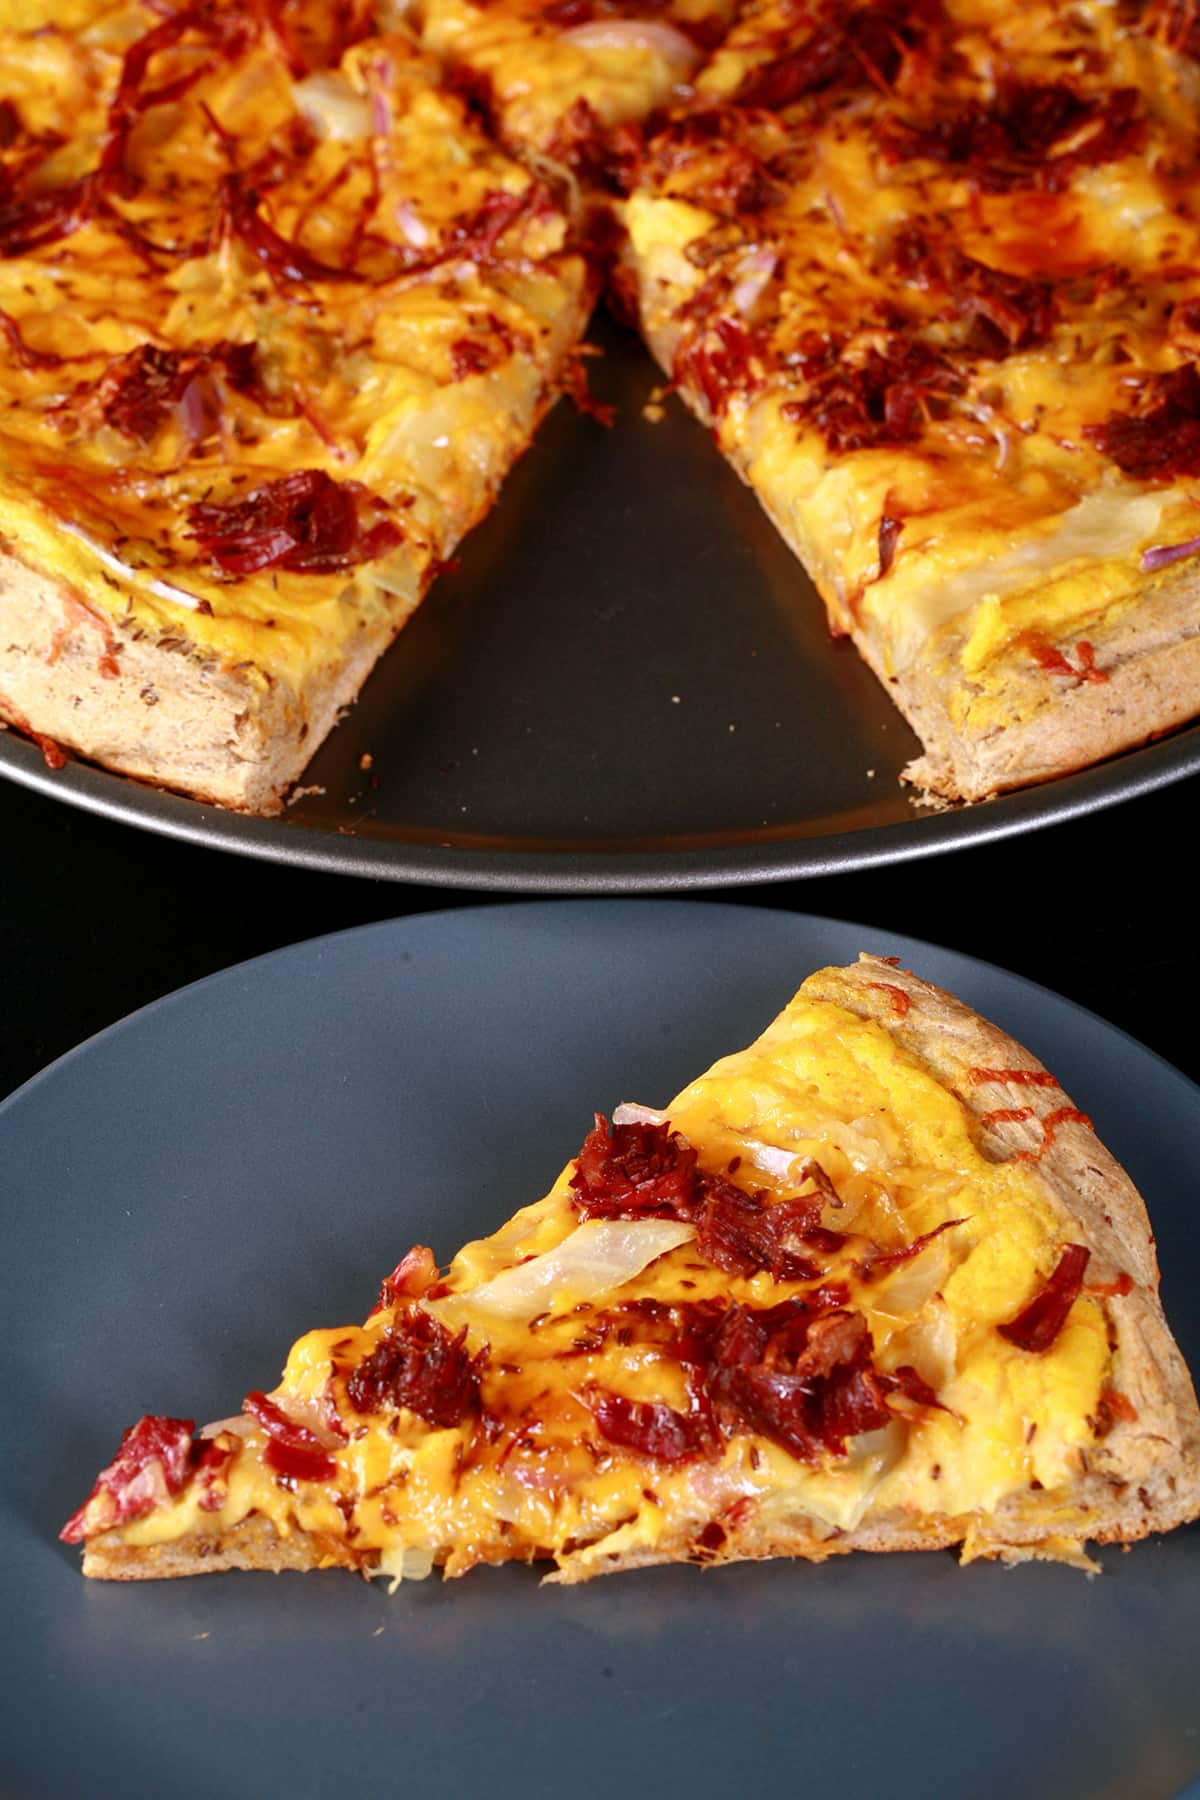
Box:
(5, 0, 1200, 809)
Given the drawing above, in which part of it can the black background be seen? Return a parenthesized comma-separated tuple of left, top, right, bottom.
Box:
(2, 767, 1194, 1102)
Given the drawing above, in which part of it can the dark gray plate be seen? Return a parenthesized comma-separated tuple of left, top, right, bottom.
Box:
(2, 320, 1199, 891)
(3, 901, 1198, 1800)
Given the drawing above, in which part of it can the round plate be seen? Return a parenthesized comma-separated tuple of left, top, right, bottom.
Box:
(3, 321, 1199, 892)
(2, 901, 1197, 1800)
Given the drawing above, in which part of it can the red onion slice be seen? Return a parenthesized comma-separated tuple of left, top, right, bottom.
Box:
(1141, 532, 1200, 571)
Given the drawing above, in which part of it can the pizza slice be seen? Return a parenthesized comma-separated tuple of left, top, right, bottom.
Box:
(61, 956, 1200, 1585)
(617, 0, 1200, 800)
(0, 2, 593, 811)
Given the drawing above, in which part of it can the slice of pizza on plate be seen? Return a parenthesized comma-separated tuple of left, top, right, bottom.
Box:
(617, 0, 1200, 799)
(0, 2, 593, 812)
(62, 956, 1200, 1585)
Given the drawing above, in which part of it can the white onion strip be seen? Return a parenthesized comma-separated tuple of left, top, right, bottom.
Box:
(455, 1218, 695, 1320)
(562, 19, 702, 75)
(612, 1102, 667, 1126)
(292, 72, 373, 142)
(59, 521, 202, 611)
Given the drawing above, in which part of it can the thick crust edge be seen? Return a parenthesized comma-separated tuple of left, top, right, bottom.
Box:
(81, 1513, 361, 1581)
(0, 548, 423, 815)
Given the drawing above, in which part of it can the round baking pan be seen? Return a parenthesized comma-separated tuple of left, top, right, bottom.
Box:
(4, 321, 1197, 891)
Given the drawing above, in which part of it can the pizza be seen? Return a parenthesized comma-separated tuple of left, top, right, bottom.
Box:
(617, 0, 1200, 799)
(9, 1, 1200, 815)
(0, 2, 592, 811)
(61, 956, 1200, 1585)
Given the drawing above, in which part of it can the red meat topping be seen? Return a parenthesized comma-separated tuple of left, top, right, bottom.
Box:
(243, 1390, 337, 1482)
(346, 1307, 483, 1427)
(695, 1181, 824, 1281)
(588, 1290, 943, 1467)
(59, 1415, 196, 1542)
(570, 1117, 846, 1280)
(782, 334, 960, 452)
(732, 0, 941, 110)
(674, 312, 765, 418)
(587, 1393, 709, 1462)
(570, 1115, 703, 1220)
(893, 225, 1056, 354)
(92, 342, 258, 444)
(370, 1244, 438, 1317)
(0, 307, 63, 369)
(0, 176, 93, 259)
(100, 7, 252, 186)
(996, 1244, 1091, 1352)
(219, 175, 347, 287)
(188, 469, 402, 576)
(1086, 363, 1200, 479)
(641, 110, 779, 214)
(1145, 0, 1200, 61)
(858, 1217, 966, 1278)
(879, 80, 1145, 193)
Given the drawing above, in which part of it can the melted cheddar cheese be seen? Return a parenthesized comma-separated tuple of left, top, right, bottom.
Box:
(409, 0, 739, 160)
(97, 966, 1116, 1582)
(622, 0, 1200, 721)
(0, 3, 589, 693)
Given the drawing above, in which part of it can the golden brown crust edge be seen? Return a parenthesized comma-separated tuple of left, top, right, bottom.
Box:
(0, 549, 421, 815)
(881, 583, 1200, 804)
(81, 1513, 361, 1581)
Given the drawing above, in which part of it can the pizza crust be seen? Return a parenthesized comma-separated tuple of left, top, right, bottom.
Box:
(0, 549, 425, 814)
(81, 1513, 359, 1580)
(863, 575, 1200, 803)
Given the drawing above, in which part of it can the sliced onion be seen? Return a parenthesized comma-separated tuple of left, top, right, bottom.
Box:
(198, 1415, 253, 1440)
(59, 521, 201, 611)
(394, 200, 431, 249)
(292, 72, 373, 142)
(871, 1232, 954, 1318)
(847, 1417, 905, 1473)
(457, 1218, 695, 1320)
(890, 1298, 958, 1391)
(175, 372, 216, 448)
(612, 1101, 666, 1127)
(369, 564, 416, 598)
(820, 1114, 903, 1173)
(741, 1138, 799, 1180)
(1142, 532, 1200, 572)
(376, 1543, 436, 1591)
(370, 88, 391, 138)
(561, 19, 702, 75)
(731, 248, 777, 317)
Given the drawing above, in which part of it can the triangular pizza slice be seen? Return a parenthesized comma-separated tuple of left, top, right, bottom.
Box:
(62, 956, 1200, 1583)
